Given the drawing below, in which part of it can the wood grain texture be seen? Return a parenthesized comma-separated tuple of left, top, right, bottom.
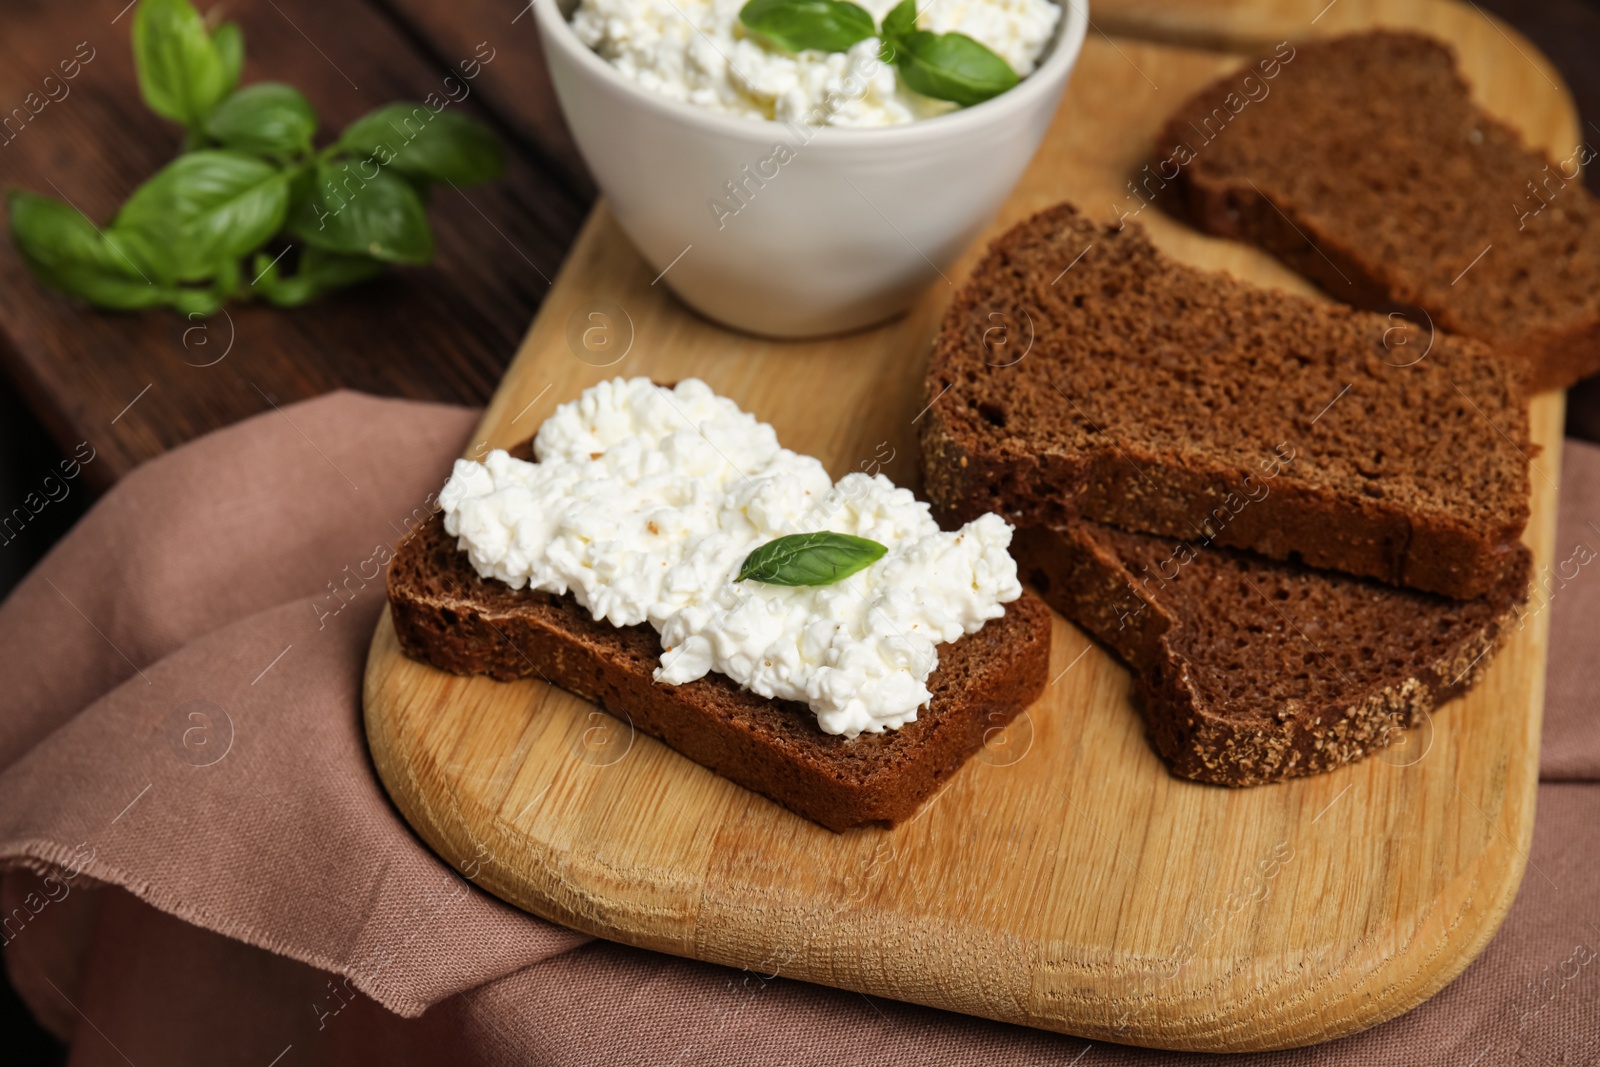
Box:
(378, 0, 594, 194)
(0, 0, 587, 486)
(364, 5, 1570, 1050)
(1097, 0, 1576, 89)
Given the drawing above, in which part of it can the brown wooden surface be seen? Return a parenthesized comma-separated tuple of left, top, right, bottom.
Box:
(380, 0, 592, 192)
(364, 0, 1569, 1048)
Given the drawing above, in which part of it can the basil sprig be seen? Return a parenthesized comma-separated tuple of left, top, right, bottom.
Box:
(737, 0, 1019, 106)
(736, 532, 888, 586)
(6, 0, 504, 317)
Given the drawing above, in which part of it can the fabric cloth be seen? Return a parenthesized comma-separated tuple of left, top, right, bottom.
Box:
(0, 392, 1594, 1065)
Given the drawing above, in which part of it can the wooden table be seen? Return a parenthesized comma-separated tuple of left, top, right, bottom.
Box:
(0, 0, 595, 488)
(1, 0, 1598, 488)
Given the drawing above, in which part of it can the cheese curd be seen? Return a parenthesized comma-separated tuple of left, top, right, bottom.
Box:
(568, 0, 1061, 127)
(439, 377, 1023, 737)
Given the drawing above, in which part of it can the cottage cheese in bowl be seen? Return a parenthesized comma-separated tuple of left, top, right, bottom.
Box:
(532, 0, 1087, 335)
(570, 0, 1062, 126)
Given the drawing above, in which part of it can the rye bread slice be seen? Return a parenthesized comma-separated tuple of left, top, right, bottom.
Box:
(921, 202, 1531, 601)
(1154, 30, 1600, 392)
(1014, 521, 1530, 785)
(386, 508, 1051, 833)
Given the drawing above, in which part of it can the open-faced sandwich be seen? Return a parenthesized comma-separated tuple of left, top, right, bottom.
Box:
(389, 377, 1051, 831)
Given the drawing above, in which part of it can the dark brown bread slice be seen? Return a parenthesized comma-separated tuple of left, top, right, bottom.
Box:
(1015, 521, 1530, 785)
(387, 512, 1052, 832)
(921, 202, 1531, 601)
(1154, 30, 1600, 392)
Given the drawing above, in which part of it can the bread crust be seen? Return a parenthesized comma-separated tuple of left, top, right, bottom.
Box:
(387, 513, 1052, 831)
(1014, 523, 1528, 785)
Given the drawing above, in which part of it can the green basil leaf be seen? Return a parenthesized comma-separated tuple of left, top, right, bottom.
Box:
(739, 0, 875, 53)
(11, 192, 144, 279)
(887, 29, 1018, 106)
(132, 0, 229, 126)
(7, 191, 197, 310)
(99, 226, 177, 284)
(246, 248, 296, 303)
(880, 0, 916, 42)
(253, 246, 385, 307)
(114, 151, 291, 282)
(171, 288, 225, 316)
(285, 160, 318, 210)
(211, 254, 241, 299)
(28, 260, 180, 310)
(203, 83, 317, 157)
(736, 532, 887, 586)
(287, 161, 433, 264)
(299, 246, 386, 289)
(212, 21, 244, 96)
(338, 104, 504, 186)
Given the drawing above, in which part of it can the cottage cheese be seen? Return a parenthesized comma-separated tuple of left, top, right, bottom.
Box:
(569, 0, 1061, 127)
(438, 378, 1022, 737)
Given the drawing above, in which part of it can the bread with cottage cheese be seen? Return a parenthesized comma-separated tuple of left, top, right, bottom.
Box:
(386, 442, 1051, 832)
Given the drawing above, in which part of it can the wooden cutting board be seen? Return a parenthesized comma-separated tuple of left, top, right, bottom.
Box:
(363, 0, 1572, 1050)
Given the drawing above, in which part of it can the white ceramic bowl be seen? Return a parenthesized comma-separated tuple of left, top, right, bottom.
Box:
(534, 0, 1088, 337)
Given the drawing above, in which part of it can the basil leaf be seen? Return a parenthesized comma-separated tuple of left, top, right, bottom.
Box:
(132, 0, 229, 126)
(204, 83, 317, 157)
(880, 0, 916, 42)
(886, 28, 1018, 106)
(298, 247, 386, 289)
(212, 21, 244, 96)
(739, 0, 876, 53)
(170, 288, 225, 316)
(252, 246, 385, 307)
(287, 161, 434, 264)
(114, 150, 291, 282)
(7, 191, 202, 310)
(98, 226, 176, 284)
(11, 192, 140, 278)
(9, 191, 159, 303)
(338, 104, 505, 186)
(29, 260, 180, 310)
(736, 532, 887, 586)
